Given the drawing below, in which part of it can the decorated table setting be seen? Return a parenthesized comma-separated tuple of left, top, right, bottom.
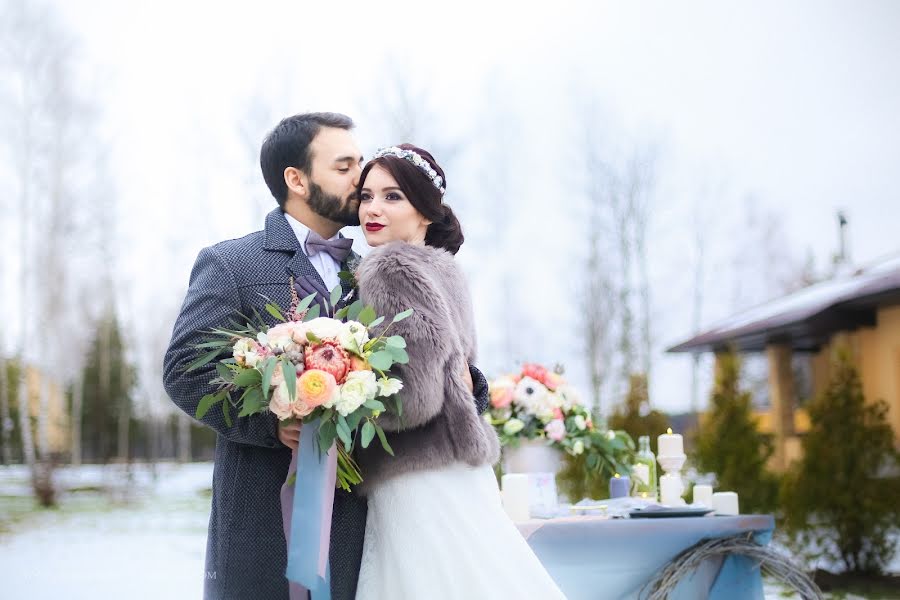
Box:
(487, 364, 811, 600)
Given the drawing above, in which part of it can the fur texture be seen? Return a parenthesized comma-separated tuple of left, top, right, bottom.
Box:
(354, 242, 500, 495)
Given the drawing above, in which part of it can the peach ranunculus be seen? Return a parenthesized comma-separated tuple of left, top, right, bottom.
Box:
(489, 376, 516, 409)
(297, 369, 337, 409)
(349, 355, 372, 372)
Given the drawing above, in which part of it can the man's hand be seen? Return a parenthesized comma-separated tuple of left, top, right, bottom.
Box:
(462, 366, 474, 394)
(278, 421, 301, 451)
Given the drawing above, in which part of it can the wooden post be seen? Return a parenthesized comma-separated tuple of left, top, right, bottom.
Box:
(767, 343, 796, 471)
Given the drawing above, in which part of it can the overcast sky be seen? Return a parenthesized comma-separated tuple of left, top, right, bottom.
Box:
(27, 0, 900, 414)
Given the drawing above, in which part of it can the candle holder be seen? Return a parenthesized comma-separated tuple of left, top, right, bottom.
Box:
(657, 453, 687, 506)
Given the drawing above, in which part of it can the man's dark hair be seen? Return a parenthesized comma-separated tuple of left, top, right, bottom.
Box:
(260, 112, 354, 207)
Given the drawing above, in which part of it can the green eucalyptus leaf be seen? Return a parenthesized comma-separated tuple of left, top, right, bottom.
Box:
(375, 425, 394, 456)
(282, 358, 296, 401)
(364, 399, 386, 412)
(361, 421, 376, 448)
(357, 306, 377, 326)
(392, 308, 414, 323)
(368, 350, 393, 371)
(346, 300, 364, 322)
(330, 285, 342, 309)
(297, 292, 317, 313)
(385, 336, 406, 349)
(388, 347, 409, 364)
(261, 357, 277, 398)
(304, 304, 321, 321)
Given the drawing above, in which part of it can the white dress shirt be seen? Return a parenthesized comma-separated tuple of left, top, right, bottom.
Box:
(283, 212, 342, 292)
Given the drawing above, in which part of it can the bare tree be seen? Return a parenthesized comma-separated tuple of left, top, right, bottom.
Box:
(626, 148, 658, 379)
(577, 109, 619, 417)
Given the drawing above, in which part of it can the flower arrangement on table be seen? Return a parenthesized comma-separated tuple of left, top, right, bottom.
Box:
(487, 362, 636, 498)
(186, 287, 411, 491)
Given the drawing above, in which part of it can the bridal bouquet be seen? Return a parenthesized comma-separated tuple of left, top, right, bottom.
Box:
(186, 286, 411, 490)
(488, 363, 594, 452)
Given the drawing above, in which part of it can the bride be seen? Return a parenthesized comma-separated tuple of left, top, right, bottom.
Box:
(352, 144, 566, 599)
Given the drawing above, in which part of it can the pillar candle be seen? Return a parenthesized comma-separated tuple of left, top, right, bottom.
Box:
(659, 473, 683, 505)
(657, 428, 683, 456)
(609, 473, 630, 498)
(712, 491, 739, 515)
(693, 484, 713, 507)
(501, 474, 530, 521)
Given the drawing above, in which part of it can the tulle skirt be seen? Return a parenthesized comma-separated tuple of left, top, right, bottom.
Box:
(355, 462, 566, 600)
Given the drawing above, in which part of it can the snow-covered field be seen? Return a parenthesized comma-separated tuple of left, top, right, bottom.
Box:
(0, 462, 213, 600)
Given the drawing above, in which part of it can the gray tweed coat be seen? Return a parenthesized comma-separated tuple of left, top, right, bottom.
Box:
(354, 242, 501, 495)
(163, 209, 489, 600)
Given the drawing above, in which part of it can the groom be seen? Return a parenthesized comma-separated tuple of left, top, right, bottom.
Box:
(163, 112, 489, 600)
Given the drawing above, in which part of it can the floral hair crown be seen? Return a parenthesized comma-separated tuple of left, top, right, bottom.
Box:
(372, 146, 446, 196)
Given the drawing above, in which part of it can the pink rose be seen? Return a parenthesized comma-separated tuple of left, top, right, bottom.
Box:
(269, 380, 294, 420)
(552, 407, 564, 420)
(267, 322, 307, 352)
(545, 419, 566, 442)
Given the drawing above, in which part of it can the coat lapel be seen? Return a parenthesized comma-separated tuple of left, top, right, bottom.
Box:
(263, 207, 330, 294)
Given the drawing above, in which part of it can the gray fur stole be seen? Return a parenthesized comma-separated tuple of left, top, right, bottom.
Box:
(353, 241, 500, 495)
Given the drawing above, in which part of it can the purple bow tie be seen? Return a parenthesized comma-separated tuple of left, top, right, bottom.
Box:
(305, 230, 353, 262)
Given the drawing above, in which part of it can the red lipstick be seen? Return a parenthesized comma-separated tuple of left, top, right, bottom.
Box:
(366, 223, 385, 232)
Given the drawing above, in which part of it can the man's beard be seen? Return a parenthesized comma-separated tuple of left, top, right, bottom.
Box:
(307, 181, 360, 226)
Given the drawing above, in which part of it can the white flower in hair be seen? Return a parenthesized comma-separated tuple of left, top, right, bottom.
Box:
(373, 146, 446, 196)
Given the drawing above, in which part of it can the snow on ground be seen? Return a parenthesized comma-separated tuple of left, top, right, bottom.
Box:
(0, 462, 213, 600)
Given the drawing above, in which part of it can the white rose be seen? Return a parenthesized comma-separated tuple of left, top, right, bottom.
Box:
(573, 415, 587, 431)
(572, 440, 585, 455)
(244, 350, 262, 368)
(482, 413, 493, 426)
(377, 377, 403, 397)
(503, 418, 525, 435)
(304, 317, 344, 341)
(338, 320, 370, 351)
(269, 381, 294, 420)
(334, 370, 378, 416)
(233, 337, 254, 358)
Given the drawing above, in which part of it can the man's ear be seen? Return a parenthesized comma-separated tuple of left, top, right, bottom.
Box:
(284, 167, 308, 198)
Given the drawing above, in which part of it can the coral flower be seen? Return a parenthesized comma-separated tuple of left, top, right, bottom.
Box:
(304, 340, 351, 384)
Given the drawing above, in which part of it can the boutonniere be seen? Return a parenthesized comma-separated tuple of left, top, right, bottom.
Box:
(338, 255, 361, 303)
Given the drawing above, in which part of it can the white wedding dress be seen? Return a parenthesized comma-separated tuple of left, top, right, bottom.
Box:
(355, 462, 567, 600)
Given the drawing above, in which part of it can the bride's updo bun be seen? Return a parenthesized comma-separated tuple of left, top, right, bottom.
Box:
(357, 144, 464, 254)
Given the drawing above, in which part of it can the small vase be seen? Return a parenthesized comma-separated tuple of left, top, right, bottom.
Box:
(502, 438, 564, 474)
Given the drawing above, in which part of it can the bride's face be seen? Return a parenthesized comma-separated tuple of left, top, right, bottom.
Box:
(359, 166, 431, 246)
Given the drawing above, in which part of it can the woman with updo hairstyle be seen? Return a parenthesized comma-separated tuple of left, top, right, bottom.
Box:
(357, 143, 464, 254)
(351, 144, 565, 599)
